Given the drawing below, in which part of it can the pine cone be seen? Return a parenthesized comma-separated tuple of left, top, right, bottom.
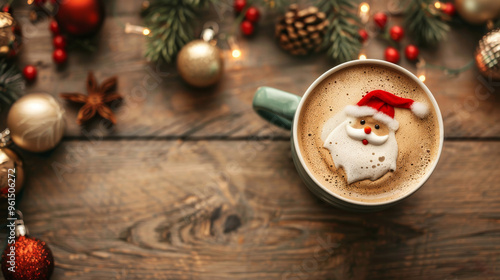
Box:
(275, 4, 329, 56)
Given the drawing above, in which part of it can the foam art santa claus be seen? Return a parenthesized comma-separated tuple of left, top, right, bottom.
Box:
(324, 90, 429, 184)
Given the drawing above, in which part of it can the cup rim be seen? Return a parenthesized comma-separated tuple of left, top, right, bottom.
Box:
(292, 59, 444, 207)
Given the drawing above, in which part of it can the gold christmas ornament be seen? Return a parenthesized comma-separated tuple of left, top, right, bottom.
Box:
(275, 4, 329, 55)
(454, 0, 500, 25)
(7, 93, 66, 153)
(176, 23, 223, 88)
(475, 28, 500, 80)
(0, 147, 24, 197)
(0, 12, 22, 58)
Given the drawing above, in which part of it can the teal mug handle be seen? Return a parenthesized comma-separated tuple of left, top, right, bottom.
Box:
(252, 87, 302, 130)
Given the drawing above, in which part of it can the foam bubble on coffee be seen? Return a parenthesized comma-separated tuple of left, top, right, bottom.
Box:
(297, 64, 441, 203)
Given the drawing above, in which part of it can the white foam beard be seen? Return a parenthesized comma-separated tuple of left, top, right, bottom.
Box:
(324, 118, 398, 184)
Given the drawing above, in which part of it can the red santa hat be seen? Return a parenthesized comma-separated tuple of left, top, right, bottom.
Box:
(344, 89, 429, 131)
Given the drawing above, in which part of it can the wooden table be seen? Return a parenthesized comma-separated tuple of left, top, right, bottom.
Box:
(2, 1, 500, 279)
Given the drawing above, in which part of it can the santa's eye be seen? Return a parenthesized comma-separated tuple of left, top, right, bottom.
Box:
(360, 120, 365, 125)
(375, 124, 380, 129)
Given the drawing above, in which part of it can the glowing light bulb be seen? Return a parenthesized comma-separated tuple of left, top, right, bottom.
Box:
(359, 54, 367, 60)
(360, 3, 370, 13)
(434, 1, 442, 9)
(418, 74, 426, 82)
(232, 49, 241, 58)
(143, 28, 150, 36)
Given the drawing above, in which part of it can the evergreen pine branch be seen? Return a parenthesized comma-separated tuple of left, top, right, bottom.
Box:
(0, 60, 24, 106)
(143, 0, 217, 64)
(404, 0, 449, 46)
(317, 0, 362, 63)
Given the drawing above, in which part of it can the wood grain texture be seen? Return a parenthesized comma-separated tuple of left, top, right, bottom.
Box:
(0, 140, 497, 280)
(11, 1, 500, 139)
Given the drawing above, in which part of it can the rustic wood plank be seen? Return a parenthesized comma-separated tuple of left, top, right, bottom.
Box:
(9, 3, 500, 139)
(0, 140, 497, 279)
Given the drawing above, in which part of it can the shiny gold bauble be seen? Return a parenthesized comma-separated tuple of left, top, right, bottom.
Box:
(0, 12, 22, 57)
(7, 93, 66, 153)
(176, 40, 223, 88)
(455, 0, 500, 25)
(475, 28, 500, 80)
(0, 148, 24, 198)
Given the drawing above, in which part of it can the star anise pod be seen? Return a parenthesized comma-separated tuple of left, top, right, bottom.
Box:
(60, 72, 122, 125)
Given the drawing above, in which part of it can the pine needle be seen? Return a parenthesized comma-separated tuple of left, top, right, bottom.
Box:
(317, 0, 362, 63)
(0, 60, 24, 107)
(404, 0, 449, 46)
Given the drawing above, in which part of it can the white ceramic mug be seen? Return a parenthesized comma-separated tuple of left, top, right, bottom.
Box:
(253, 59, 444, 211)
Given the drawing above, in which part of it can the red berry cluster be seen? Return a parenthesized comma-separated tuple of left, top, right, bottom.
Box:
(49, 20, 68, 65)
(370, 12, 419, 64)
(234, 0, 260, 36)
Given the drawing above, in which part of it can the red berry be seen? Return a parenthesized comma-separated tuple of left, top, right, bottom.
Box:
(373, 12, 388, 29)
(442, 3, 456, 16)
(389, 25, 404, 42)
(34, 0, 46, 6)
(53, 48, 67, 64)
(22, 65, 37, 82)
(53, 35, 67, 49)
(49, 20, 60, 35)
(2, 5, 12, 14)
(362, 139, 368, 145)
(240, 20, 254, 36)
(245, 7, 260, 22)
(405, 44, 419, 61)
(233, 0, 246, 13)
(385, 47, 400, 63)
(358, 29, 369, 43)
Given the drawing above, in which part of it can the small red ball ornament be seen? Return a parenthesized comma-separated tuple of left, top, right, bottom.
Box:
(373, 12, 388, 29)
(358, 29, 369, 42)
(1, 212, 54, 280)
(389, 25, 404, 41)
(233, 0, 246, 13)
(405, 44, 419, 61)
(55, 0, 105, 36)
(53, 48, 67, 64)
(53, 35, 66, 49)
(245, 7, 260, 22)
(385, 47, 400, 63)
(22, 65, 37, 82)
(241, 20, 254, 36)
(49, 20, 59, 35)
(442, 3, 456, 16)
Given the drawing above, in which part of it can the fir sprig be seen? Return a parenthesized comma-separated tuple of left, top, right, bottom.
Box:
(404, 0, 449, 46)
(317, 0, 362, 63)
(143, 0, 216, 63)
(0, 60, 24, 106)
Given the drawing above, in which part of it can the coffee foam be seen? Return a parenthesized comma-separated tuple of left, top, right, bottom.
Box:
(297, 64, 441, 203)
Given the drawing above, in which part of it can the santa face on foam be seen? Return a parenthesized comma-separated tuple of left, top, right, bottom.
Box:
(324, 90, 429, 184)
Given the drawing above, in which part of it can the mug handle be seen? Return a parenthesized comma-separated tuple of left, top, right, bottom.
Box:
(252, 87, 302, 130)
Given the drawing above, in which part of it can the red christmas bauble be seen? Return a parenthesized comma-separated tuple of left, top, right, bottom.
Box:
(53, 48, 67, 64)
(233, 0, 246, 13)
(53, 35, 66, 49)
(55, 0, 104, 36)
(245, 7, 260, 22)
(241, 20, 254, 36)
(442, 3, 456, 16)
(389, 25, 404, 41)
(358, 29, 368, 42)
(1, 236, 54, 280)
(405, 44, 419, 61)
(374, 12, 388, 29)
(49, 20, 59, 35)
(385, 47, 400, 63)
(22, 65, 37, 82)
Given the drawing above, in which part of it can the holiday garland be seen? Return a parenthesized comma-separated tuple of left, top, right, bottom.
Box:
(404, 0, 450, 46)
(317, 0, 362, 63)
(0, 60, 24, 106)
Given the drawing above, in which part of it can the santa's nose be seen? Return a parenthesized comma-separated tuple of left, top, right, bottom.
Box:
(364, 127, 371, 134)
